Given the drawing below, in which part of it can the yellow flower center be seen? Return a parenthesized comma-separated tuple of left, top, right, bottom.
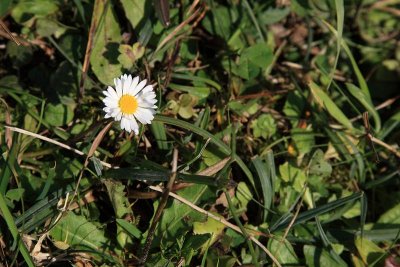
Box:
(119, 95, 138, 115)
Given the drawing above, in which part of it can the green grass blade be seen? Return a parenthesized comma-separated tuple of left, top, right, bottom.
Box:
(116, 218, 142, 239)
(364, 171, 400, 189)
(0, 193, 35, 267)
(271, 192, 363, 232)
(325, 0, 344, 91)
(104, 168, 219, 186)
(252, 156, 273, 222)
(322, 20, 371, 100)
(150, 121, 170, 150)
(346, 83, 381, 132)
(309, 81, 354, 131)
(242, 0, 265, 42)
(360, 192, 367, 238)
(171, 73, 221, 91)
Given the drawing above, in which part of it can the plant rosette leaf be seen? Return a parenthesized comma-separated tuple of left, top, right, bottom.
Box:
(193, 213, 225, 254)
(50, 212, 110, 254)
(117, 43, 145, 69)
(152, 184, 215, 248)
(250, 114, 276, 139)
(104, 180, 134, 249)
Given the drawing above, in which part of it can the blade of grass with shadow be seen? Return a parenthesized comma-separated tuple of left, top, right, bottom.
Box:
(153, 115, 256, 190)
(252, 153, 275, 222)
(0, 192, 35, 266)
(271, 192, 363, 232)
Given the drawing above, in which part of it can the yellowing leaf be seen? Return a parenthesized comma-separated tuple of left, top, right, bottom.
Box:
(355, 236, 385, 265)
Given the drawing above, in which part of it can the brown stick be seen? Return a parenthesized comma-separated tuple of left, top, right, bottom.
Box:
(79, 0, 102, 102)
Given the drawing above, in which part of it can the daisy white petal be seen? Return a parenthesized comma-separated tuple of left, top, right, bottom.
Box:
(122, 74, 132, 95)
(134, 107, 154, 124)
(132, 79, 147, 96)
(129, 76, 140, 94)
(102, 74, 157, 134)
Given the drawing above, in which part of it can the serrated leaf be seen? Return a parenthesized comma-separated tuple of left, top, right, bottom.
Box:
(117, 43, 145, 69)
(104, 180, 133, 249)
(6, 188, 25, 203)
(292, 128, 315, 155)
(50, 212, 109, 251)
(268, 238, 299, 265)
(152, 184, 214, 248)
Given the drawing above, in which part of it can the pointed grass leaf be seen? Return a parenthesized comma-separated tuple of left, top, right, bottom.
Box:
(116, 218, 142, 239)
(150, 121, 170, 150)
(309, 81, 353, 130)
(346, 83, 381, 132)
(155, 0, 170, 27)
(252, 156, 273, 221)
(0, 193, 35, 267)
(271, 192, 363, 232)
(323, 21, 371, 100)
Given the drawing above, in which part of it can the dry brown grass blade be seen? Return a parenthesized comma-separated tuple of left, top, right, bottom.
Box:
(79, 0, 102, 100)
(198, 156, 231, 176)
(87, 121, 113, 158)
(5, 125, 112, 168)
(155, 7, 202, 52)
(68, 121, 113, 209)
(0, 20, 21, 46)
(371, 136, 400, 158)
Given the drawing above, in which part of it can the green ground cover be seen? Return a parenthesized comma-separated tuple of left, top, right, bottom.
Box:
(0, 0, 399, 266)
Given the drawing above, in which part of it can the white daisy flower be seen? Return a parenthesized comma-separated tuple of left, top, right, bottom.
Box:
(102, 74, 157, 134)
